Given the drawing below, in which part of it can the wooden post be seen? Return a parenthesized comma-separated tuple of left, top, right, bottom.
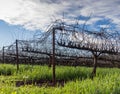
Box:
(2, 46, 5, 63)
(16, 40, 19, 71)
(48, 55, 52, 67)
(52, 28, 56, 85)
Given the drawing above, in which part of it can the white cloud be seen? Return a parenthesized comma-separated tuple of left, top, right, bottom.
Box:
(0, 0, 120, 31)
(0, 0, 66, 30)
(99, 25, 109, 28)
(87, 17, 102, 25)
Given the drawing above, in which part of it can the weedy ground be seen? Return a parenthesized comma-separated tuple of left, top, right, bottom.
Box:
(0, 64, 120, 94)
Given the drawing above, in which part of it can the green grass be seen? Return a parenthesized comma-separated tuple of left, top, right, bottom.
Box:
(0, 64, 120, 94)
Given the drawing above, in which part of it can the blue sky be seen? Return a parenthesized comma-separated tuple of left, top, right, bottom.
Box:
(0, 0, 120, 48)
(0, 20, 35, 49)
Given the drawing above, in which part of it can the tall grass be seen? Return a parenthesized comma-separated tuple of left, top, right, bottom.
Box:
(0, 64, 16, 75)
(0, 64, 120, 94)
(16, 65, 92, 81)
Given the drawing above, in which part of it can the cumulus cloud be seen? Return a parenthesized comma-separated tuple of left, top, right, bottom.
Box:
(0, 0, 66, 30)
(0, 0, 120, 31)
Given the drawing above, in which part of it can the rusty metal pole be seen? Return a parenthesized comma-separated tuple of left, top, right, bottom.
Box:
(16, 39, 19, 71)
(2, 46, 5, 63)
(52, 28, 56, 85)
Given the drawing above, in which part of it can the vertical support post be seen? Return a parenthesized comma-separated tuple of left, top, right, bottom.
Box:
(16, 39, 19, 71)
(52, 28, 56, 85)
(48, 55, 52, 67)
(2, 46, 5, 63)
